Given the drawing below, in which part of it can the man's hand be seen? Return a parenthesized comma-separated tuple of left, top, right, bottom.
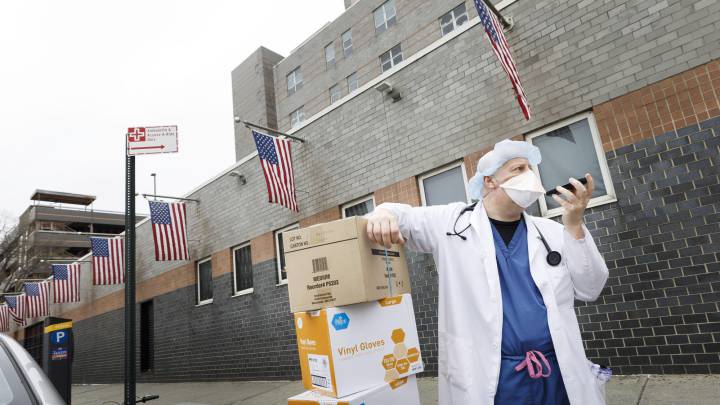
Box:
(552, 173, 594, 239)
(366, 208, 405, 248)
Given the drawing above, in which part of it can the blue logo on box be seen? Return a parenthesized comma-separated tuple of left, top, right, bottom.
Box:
(332, 313, 350, 331)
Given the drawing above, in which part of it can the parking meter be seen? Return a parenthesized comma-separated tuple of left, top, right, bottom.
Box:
(43, 317, 74, 405)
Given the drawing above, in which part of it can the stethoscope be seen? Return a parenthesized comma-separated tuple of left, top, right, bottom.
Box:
(446, 202, 563, 266)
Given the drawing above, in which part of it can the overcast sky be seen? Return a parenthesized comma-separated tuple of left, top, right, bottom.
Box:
(0, 0, 345, 219)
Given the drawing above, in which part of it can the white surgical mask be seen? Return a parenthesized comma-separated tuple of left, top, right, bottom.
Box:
(495, 170, 545, 209)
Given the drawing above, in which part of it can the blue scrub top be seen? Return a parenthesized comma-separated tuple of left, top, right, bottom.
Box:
(491, 217, 553, 355)
(490, 217, 569, 405)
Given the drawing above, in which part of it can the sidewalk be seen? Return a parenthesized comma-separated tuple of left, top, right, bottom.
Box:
(72, 375, 720, 405)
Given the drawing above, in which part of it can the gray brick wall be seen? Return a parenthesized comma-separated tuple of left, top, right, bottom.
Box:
(232, 47, 284, 160)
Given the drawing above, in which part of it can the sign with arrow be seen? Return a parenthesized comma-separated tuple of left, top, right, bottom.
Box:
(126, 126, 178, 156)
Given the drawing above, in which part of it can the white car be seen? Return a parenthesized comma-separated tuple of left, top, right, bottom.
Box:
(0, 333, 66, 405)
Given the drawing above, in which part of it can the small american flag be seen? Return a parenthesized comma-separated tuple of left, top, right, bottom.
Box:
(25, 281, 50, 318)
(149, 201, 189, 261)
(0, 304, 9, 332)
(5, 295, 26, 326)
(473, 0, 531, 120)
(53, 264, 81, 303)
(91, 237, 125, 285)
(253, 130, 298, 212)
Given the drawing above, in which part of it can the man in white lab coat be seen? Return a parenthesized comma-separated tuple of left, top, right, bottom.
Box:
(366, 139, 609, 405)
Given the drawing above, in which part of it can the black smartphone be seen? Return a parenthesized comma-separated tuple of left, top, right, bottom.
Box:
(545, 177, 588, 196)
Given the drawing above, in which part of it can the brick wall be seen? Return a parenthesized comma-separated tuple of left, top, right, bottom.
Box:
(595, 61, 720, 152)
(576, 116, 720, 374)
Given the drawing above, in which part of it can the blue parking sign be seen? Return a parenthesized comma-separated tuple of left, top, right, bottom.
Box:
(51, 330, 68, 345)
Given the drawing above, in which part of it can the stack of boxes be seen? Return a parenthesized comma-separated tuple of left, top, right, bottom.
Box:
(283, 216, 424, 404)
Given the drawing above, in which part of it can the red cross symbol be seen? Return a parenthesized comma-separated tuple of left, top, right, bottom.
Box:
(127, 127, 146, 142)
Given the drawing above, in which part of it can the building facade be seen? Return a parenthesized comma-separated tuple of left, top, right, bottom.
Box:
(8, 0, 719, 382)
(0, 190, 141, 291)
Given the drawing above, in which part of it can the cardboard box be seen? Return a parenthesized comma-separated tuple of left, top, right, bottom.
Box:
(294, 294, 423, 398)
(287, 375, 420, 405)
(283, 216, 410, 313)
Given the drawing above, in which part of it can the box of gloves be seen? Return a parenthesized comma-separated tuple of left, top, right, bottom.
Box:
(287, 375, 420, 405)
(293, 293, 423, 398)
(283, 216, 410, 313)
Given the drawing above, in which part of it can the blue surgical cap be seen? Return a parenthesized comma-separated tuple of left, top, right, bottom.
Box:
(467, 139, 542, 200)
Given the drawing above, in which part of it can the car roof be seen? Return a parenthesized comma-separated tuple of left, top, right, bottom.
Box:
(0, 333, 66, 405)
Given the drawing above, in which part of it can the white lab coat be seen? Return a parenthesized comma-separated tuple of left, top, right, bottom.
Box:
(376, 201, 609, 405)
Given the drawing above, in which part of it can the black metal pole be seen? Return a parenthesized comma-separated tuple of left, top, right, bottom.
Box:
(124, 155, 136, 405)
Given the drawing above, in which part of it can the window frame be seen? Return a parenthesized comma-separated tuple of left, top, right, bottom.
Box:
(439, 2, 469, 37)
(329, 84, 342, 104)
(196, 256, 213, 306)
(341, 195, 376, 218)
(418, 161, 471, 206)
(526, 112, 618, 218)
(290, 106, 305, 128)
(324, 43, 336, 69)
(346, 72, 359, 93)
(374, 0, 397, 34)
(380, 44, 403, 73)
(231, 242, 254, 296)
(275, 223, 299, 286)
(342, 30, 353, 57)
(287, 67, 303, 96)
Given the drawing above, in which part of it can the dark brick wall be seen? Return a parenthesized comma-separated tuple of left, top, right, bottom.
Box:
(72, 259, 300, 383)
(576, 117, 720, 375)
(70, 117, 719, 382)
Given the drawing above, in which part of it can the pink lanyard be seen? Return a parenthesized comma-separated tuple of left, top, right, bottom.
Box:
(514, 350, 552, 379)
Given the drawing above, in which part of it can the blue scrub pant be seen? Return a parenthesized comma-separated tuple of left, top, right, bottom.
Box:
(494, 352, 570, 405)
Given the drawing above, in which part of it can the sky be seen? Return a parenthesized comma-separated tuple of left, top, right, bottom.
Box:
(0, 0, 345, 219)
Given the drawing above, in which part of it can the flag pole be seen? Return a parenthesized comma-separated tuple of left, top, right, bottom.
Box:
(242, 120, 305, 143)
(140, 194, 200, 203)
(482, 0, 513, 29)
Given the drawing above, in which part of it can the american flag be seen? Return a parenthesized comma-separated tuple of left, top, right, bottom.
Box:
(5, 295, 26, 326)
(0, 304, 9, 332)
(53, 264, 81, 303)
(24, 281, 50, 318)
(91, 237, 125, 285)
(252, 130, 298, 212)
(473, 0, 531, 120)
(149, 201, 189, 261)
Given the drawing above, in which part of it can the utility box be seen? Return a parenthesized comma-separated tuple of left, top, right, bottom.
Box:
(43, 317, 74, 405)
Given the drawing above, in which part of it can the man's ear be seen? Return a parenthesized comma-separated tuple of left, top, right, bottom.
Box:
(483, 175, 496, 191)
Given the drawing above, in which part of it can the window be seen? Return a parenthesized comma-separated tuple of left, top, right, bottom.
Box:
(374, 0, 397, 33)
(440, 3, 469, 36)
(527, 112, 616, 217)
(380, 44, 403, 72)
(287, 67, 303, 96)
(290, 107, 304, 128)
(347, 72, 359, 93)
(196, 257, 213, 305)
(325, 43, 336, 69)
(329, 84, 342, 104)
(419, 163, 469, 206)
(275, 224, 299, 284)
(232, 243, 253, 295)
(140, 300, 154, 372)
(342, 196, 376, 218)
(342, 30, 353, 57)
